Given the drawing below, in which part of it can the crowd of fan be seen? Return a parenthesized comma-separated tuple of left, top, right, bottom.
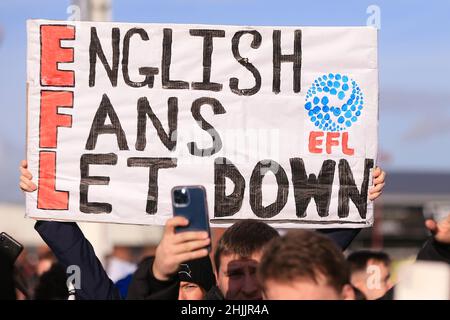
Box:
(1, 161, 449, 300)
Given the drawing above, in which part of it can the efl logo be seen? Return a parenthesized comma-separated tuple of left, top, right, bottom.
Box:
(305, 73, 364, 156)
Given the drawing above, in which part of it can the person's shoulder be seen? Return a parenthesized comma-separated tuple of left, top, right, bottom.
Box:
(133, 255, 155, 277)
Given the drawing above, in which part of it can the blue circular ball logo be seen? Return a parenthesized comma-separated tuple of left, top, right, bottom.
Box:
(304, 73, 364, 132)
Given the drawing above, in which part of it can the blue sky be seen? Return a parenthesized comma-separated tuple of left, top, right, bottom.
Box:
(1, 0, 449, 201)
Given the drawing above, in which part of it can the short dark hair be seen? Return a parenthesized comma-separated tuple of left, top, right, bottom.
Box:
(214, 220, 279, 273)
(347, 250, 391, 274)
(258, 230, 350, 293)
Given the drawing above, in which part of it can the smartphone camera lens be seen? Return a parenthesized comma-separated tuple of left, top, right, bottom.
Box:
(174, 188, 190, 206)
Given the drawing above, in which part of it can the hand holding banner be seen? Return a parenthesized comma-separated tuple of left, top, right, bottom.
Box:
(26, 20, 378, 228)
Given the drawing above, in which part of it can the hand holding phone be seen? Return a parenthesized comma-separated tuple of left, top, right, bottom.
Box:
(152, 211, 211, 281)
(171, 186, 211, 251)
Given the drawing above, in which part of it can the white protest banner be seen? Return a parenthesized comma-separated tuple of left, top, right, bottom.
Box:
(26, 20, 378, 228)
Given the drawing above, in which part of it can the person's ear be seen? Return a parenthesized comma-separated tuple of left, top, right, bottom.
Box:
(214, 268, 219, 282)
(342, 284, 356, 300)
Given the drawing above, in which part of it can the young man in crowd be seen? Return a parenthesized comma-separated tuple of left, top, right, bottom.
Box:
(131, 218, 279, 300)
(258, 230, 356, 300)
(258, 214, 450, 300)
(347, 250, 393, 300)
(209, 219, 280, 299)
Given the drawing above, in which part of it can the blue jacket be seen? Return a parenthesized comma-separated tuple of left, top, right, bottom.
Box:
(35, 221, 121, 300)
